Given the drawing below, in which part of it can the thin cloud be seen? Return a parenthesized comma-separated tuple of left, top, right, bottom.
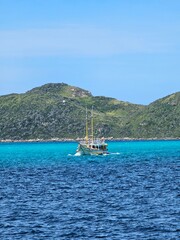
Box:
(0, 25, 176, 57)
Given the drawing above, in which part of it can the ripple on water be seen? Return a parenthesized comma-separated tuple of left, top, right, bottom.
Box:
(0, 141, 180, 239)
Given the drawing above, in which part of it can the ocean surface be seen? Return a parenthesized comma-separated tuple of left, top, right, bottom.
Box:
(0, 140, 179, 240)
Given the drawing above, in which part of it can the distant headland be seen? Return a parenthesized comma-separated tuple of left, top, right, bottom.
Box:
(0, 83, 179, 140)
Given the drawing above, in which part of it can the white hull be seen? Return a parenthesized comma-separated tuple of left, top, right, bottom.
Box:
(77, 143, 108, 156)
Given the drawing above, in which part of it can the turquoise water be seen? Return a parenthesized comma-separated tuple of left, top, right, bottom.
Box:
(0, 140, 179, 166)
(0, 140, 180, 239)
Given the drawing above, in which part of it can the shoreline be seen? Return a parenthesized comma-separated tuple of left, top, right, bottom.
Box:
(0, 137, 180, 143)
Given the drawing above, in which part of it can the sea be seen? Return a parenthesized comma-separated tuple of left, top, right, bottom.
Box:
(0, 140, 179, 240)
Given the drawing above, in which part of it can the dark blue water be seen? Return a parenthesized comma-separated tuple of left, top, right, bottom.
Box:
(0, 141, 180, 239)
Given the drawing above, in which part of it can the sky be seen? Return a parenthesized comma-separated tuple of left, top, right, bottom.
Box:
(0, 0, 180, 104)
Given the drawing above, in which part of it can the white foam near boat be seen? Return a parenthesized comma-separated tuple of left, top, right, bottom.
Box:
(76, 107, 109, 156)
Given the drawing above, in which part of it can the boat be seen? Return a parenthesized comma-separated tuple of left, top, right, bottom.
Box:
(76, 107, 109, 155)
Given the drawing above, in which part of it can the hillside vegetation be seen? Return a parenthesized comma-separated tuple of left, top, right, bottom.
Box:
(0, 83, 179, 140)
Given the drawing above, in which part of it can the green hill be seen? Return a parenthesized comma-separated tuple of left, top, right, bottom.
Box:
(127, 92, 180, 138)
(0, 83, 179, 140)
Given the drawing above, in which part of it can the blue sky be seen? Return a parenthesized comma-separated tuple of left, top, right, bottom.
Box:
(0, 0, 180, 104)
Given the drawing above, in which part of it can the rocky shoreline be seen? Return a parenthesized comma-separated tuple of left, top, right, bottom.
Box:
(0, 137, 180, 143)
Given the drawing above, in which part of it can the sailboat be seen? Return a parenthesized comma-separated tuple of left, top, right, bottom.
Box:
(76, 107, 109, 156)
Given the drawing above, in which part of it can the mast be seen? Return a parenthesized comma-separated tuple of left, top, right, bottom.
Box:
(85, 107, 88, 144)
(91, 106, 94, 143)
